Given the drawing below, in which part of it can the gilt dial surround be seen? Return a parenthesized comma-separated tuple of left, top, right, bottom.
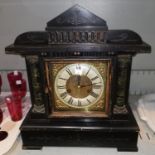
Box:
(54, 63, 104, 108)
(45, 59, 111, 117)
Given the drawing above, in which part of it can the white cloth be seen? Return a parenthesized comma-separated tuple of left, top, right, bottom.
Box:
(137, 94, 155, 132)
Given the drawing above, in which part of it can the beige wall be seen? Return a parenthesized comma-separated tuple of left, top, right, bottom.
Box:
(0, 0, 154, 70)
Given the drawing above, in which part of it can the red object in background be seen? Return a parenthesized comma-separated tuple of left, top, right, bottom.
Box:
(0, 108, 3, 124)
(12, 79, 27, 98)
(7, 71, 22, 93)
(7, 71, 27, 98)
(7, 71, 22, 83)
(0, 74, 2, 93)
(5, 95, 23, 121)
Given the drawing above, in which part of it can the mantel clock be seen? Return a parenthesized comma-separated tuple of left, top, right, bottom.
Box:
(5, 5, 151, 151)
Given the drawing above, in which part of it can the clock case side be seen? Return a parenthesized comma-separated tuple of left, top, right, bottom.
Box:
(25, 55, 50, 118)
(112, 54, 133, 115)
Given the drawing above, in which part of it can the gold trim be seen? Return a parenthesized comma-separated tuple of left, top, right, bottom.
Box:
(113, 105, 128, 114)
(52, 111, 108, 118)
(45, 59, 111, 118)
(26, 56, 39, 64)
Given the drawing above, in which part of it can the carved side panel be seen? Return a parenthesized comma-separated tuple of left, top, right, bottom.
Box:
(26, 56, 45, 113)
(113, 55, 132, 114)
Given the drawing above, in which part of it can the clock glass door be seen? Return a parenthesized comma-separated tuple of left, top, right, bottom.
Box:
(45, 59, 112, 118)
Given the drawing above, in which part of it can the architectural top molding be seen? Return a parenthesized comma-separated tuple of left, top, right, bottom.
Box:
(46, 4, 108, 30)
(5, 5, 151, 55)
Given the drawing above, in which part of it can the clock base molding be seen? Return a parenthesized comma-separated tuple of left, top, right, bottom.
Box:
(20, 106, 139, 152)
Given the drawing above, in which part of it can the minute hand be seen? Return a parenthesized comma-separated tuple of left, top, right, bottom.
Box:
(80, 82, 102, 88)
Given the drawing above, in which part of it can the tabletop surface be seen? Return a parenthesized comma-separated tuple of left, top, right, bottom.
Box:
(1, 95, 155, 155)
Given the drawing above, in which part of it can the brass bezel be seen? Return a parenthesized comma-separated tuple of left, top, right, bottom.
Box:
(45, 59, 112, 118)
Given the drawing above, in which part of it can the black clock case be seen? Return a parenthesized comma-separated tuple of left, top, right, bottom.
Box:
(5, 5, 151, 152)
(20, 106, 139, 151)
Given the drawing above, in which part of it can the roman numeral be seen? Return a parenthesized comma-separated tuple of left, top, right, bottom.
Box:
(91, 76, 99, 81)
(60, 92, 68, 99)
(68, 97, 73, 104)
(76, 64, 81, 70)
(59, 77, 67, 81)
(87, 99, 91, 104)
(78, 100, 81, 106)
(66, 68, 72, 76)
(92, 84, 102, 89)
(57, 85, 65, 89)
(85, 67, 91, 76)
(90, 91, 99, 98)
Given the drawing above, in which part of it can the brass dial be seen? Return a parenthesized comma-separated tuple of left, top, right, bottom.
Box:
(54, 63, 104, 108)
(66, 75, 92, 98)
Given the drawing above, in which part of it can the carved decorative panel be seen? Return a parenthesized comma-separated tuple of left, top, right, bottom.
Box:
(26, 56, 45, 113)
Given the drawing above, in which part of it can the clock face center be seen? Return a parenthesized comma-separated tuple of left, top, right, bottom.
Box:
(66, 75, 92, 98)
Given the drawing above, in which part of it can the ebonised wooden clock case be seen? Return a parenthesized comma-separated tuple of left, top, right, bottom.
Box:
(5, 5, 151, 151)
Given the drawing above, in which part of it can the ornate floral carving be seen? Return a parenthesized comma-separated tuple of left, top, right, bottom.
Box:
(49, 31, 105, 44)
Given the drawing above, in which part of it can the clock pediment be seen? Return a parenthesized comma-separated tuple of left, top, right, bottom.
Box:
(5, 5, 151, 55)
(46, 4, 108, 30)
